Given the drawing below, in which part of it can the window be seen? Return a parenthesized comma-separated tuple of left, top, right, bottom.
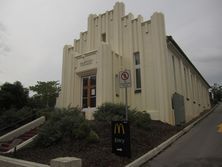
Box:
(82, 75, 96, 108)
(184, 67, 188, 97)
(172, 56, 177, 91)
(101, 33, 106, 42)
(134, 52, 141, 92)
(115, 74, 120, 96)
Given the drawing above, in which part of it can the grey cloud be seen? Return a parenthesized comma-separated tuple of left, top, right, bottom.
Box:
(192, 47, 222, 63)
(0, 23, 6, 32)
(194, 54, 222, 63)
(0, 0, 221, 86)
(207, 74, 222, 85)
(0, 22, 10, 57)
(3, 45, 10, 52)
(193, 59, 222, 85)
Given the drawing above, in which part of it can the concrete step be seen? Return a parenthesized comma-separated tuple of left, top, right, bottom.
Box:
(0, 147, 9, 152)
(0, 128, 39, 153)
(1, 143, 11, 147)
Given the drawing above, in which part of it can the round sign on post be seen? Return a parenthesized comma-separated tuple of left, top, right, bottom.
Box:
(119, 70, 131, 88)
(121, 72, 129, 81)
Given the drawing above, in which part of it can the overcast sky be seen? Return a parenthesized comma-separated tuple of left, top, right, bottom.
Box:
(0, 0, 221, 88)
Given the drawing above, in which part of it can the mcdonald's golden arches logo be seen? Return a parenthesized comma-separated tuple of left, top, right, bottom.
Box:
(114, 123, 125, 134)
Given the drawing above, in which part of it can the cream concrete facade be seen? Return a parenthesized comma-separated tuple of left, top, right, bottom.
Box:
(56, 2, 211, 125)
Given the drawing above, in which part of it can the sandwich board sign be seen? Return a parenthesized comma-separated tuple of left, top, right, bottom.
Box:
(111, 121, 131, 157)
(119, 70, 131, 88)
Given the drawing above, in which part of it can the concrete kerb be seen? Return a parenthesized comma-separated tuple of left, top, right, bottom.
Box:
(125, 105, 218, 167)
(0, 155, 82, 167)
(0, 155, 50, 167)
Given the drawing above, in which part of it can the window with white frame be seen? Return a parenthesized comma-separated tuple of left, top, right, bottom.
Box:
(134, 52, 141, 92)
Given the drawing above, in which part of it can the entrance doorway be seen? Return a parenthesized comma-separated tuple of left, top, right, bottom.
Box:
(82, 75, 96, 108)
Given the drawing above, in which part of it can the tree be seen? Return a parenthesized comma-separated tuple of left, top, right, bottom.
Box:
(211, 83, 222, 104)
(29, 81, 61, 108)
(0, 81, 29, 110)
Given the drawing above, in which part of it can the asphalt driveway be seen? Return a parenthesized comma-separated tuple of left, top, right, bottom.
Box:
(143, 103, 222, 167)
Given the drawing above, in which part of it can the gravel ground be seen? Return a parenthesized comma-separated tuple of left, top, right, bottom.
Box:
(6, 120, 181, 167)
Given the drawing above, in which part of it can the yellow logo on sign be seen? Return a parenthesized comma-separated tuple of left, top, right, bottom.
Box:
(114, 123, 125, 134)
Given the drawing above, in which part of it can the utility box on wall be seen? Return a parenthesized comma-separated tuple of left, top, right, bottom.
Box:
(172, 93, 185, 125)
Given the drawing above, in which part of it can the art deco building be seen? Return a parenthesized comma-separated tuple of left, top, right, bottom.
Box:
(56, 2, 211, 125)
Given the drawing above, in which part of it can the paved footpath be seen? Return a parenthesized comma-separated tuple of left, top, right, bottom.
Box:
(143, 104, 222, 167)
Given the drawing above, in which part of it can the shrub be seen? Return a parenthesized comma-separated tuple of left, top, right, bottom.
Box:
(16, 107, 36, 119)
(94, 103, 151, 130)
(35, 107, 99, 147)
(36, 108, 54, 120)
(130, 110, 151, 130)
(86, 130, 100, 143)
(94, 103, 126, 122)
(35, 121, 63, 147)
(0, 108, 18, 125)
(74, 122, 91, 139)
(0, 107, 35, 127)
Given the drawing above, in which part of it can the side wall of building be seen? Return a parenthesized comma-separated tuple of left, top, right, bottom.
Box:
(166, 40, 211, 123)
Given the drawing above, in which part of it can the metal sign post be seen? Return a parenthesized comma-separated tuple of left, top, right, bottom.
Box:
(111, 69, 132, 158)
(125, 87, 128, 121)
(119, 70, 131, 121)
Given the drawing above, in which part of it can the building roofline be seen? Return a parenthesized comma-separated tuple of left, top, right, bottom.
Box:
(167, 36, 210, 88)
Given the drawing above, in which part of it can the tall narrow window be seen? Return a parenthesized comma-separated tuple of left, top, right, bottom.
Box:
(134, 52, 141, 92)
(172, 56, 177, 91)
(82, 75, 96, 108)
(101, 33, 106, 42)
(184, 67, 188, 97)
(115, 74, 120, 96)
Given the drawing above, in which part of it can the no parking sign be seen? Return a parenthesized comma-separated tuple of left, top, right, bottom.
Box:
(119, 70, 131, 88)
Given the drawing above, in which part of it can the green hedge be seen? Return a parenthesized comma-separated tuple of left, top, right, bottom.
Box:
(94, 103, 151, 130)
(35, 108, 99, 147)
(0, 107, 35, 127)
